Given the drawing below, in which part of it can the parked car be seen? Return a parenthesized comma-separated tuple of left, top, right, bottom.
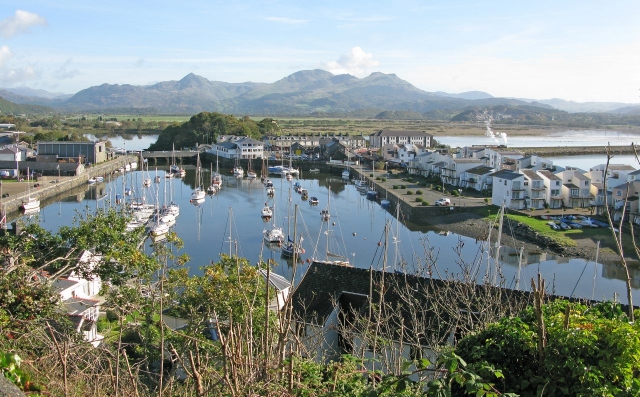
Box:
(435, 198, 451, 206)
(547, 222, 560, 231)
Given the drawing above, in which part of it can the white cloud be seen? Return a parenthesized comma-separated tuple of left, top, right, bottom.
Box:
(264, 16, 307, 25)
(134, 58, 146, 68)
(322, 47, 380, 76)
(0, 45, 12, 66)
(0, 65, 37, 85)
(0, 10, 47, 38)
(52, 58, 80, 80)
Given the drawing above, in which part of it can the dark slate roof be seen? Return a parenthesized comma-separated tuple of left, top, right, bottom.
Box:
(464, 166, 494, 175)
(563, 183, 580, 189)
(216, 141, 238, 149)
(488, 169, 522, 180)
(0, 161, 82, 172)
(629, 169, 640, 176)
(291, 263, 533, 344)
(372, 129, 433, 137)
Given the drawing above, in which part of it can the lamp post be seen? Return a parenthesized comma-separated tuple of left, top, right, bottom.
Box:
(458, 189, 462, 206)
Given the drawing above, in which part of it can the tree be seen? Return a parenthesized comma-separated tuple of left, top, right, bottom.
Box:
(455, 299, 640, 396)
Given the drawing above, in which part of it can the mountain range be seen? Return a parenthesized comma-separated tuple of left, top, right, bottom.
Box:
(2, 70, 639, 116)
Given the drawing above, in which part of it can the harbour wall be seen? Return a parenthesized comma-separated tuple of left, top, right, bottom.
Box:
(0, 155, 136, 217)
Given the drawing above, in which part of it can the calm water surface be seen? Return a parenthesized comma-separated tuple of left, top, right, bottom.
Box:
(17, 167, 639, 304)
(85, 134, 159, 151)
(437, 129, 640, 148)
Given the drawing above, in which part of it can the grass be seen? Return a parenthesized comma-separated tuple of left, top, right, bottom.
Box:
(468, 206, 637, 250)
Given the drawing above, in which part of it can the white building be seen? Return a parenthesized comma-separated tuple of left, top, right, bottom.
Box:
(209, 137, 264, 159)
(516, 155, 554, 172)
(440, 158, 483, 187)
(538, 170, 563, 209)
(381, 143, 426, 163)
(520, 170, 546, 209)
(556, 169, 593, 208)
(369, 129, 432, 150)
(589, 164, 637, 191)
(460, 165, 494, 192)
(482, 148, 524, 170)
(51, 251, 104, 347)
(0, 145, 26, 162)
(490, 170, 527, 210)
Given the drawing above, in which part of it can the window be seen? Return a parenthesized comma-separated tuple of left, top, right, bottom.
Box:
(584, 181, 589, 186)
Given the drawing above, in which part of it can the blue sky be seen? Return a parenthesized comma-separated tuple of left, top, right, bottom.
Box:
(1, 1, 639, 103)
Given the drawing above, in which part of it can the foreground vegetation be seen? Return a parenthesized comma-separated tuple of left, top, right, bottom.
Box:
(0, 208, 638, 396)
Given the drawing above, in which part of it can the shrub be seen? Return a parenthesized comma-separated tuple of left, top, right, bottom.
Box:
(483, 198, 489, 204)
(407, 177, 414, 182)
(400, 185, 407, 189)
(422, 201, 429, 206)
(416, 190, 423, 195)
(369, 173, 373, 177)
(406, 190, 413, 195)
(376, 176, 381, 180)
(393, 185, 398, 189)
(381, 177, 386, 182)
(415, 197, 423, 202)
(451, 190, 460, 196)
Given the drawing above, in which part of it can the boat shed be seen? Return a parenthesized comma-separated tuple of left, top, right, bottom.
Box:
(0, 161, 85, 177)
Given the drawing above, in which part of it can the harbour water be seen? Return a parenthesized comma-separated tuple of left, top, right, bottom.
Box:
(18, 166, 640, 304)
(436, 129, 640, 148)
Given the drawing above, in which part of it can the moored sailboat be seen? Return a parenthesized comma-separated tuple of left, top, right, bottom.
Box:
(190, 153, 206, 203)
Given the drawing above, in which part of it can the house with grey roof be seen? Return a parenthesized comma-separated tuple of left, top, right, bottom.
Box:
(521, 170, 546, 209)
(538, 170, 564, 209)
(590, 164, 637, 191)
(50, 250, 104, 347)
(489, 170, 527, 209)
(556, 169, 593, 208)
(291, 262, 531, 381)
(516, 155, 554, 172)
(610, 180, 640, 224)
(460, 165, 494, 192)
(209, 136, 264, 159)
(440, 158, 483, 187)
(369, 129, 432, 149)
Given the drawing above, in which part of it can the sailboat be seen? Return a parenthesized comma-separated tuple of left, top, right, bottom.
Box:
(149, 183, 170, 239)
(207, 162, 217, 195)
(247, 158, 257, 180)
(141, 152, 151, 187)
(170, 144, 186, 177)
(311, 187, 351, 267)
(21, 167, 40, 212)
(190, 153, 206, 203)
(261, 202, 273, 219)
(211, 149, 222, 190)
(281, 200, 304, 258)
(233, 155, 244, 177)
(320, 187, 331, 221)
(263, 199, 284, 243)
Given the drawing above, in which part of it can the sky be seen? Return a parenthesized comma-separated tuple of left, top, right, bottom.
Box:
(0, 0, 639, 103)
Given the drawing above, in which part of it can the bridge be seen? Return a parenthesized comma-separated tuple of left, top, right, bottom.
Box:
(140, 150, 201, 159)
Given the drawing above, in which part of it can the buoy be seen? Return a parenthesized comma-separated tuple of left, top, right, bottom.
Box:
(352, 232, 356, 236)
(377, 242, 382, 246)
(332, 222, 336, 226)
(306, 258, 311, 263)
